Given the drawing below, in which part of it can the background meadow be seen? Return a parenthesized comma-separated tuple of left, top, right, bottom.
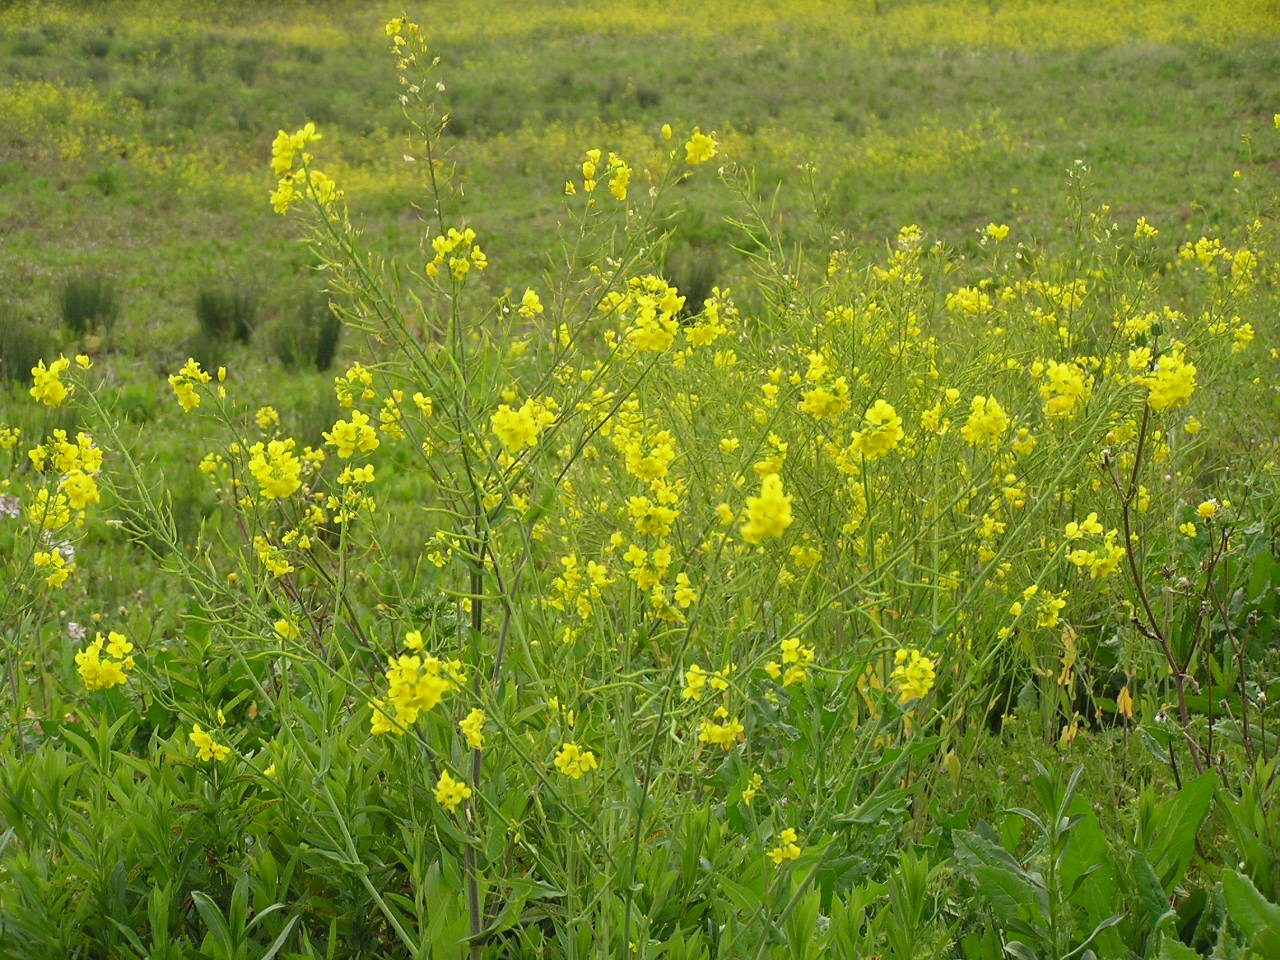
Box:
(2, 1, 1280, 958)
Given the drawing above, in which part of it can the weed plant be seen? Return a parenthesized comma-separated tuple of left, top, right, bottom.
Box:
(195, 284, 259, 345)
(59, 272, 119, 336)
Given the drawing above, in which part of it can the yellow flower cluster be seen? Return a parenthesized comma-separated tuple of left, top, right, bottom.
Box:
(190, 723, 231, 762)
(269, 122, 343, 214)
(29, 429, 104, 514)
(491, 397, 556, 454)
(371, 637, 466, 734)
(426, 226, 488, 280)
(849, 399, 904, 460)
(30, 356, 72, 408)
(960, 394, 1010, 448)
(684, 127, 718, 164)
(34, 549, 74, 587)
(434, 770, 472, 812)
(459, 708, 486, 749)
(324, 410, 380, 458)
(168, 357, 212, 412)
(765, 637, 817, 687)
(890, 648, 936, 703)
(698, 707, 745, 750)
(1040, 360, 1087, 419)
(601, 275, 686, 354)
(740, 473, 793, 544)
(767, 828, 802, 865)
(554, 741, 599, 779)
(75, 631, 133, 690)
(573, 148, 633, 200)
(248, 439, 303, 500)
(681, 662, 734, 701)
(1139, 352, 1197, 411)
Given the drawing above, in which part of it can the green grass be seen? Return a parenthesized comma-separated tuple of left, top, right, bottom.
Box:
(0, 1, 1277, 362)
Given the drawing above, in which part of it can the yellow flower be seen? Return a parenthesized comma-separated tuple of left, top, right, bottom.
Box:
(58, 470, 99, 511)
(890, 648, 936, 703)
(849, 399, 904, 460)
(685, 127, 717, 164)
(554, 742, 598, 779)
(190, 724, 230, 762)
(324, 410, 380, 458)
(767, 828, 801, 865)
(34, 550, 74, 588)
(380, 653, 463, 728)
(1197, 500, 1219, 521)
(1117, 685, 1134, 720)
(518, 288, 544, 319)
(30, 356, 72, 407)
(459, 708, 486, 749)
(73, 631, 132, 690)
(698, 707, 744, 750)
(740, 473, 793, 544)
(168, 358, 212, 412)
(491, 398, 552, 453)
(1139, 353, 1196, 411)
(248, 439, 302, 499)
(434, 770, 472, 812)
(961, 395, 1010, 448)
(1041, 360, 1086, 419)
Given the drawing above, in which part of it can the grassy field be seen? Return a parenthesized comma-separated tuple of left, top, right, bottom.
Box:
(2, 1, 1280, 958)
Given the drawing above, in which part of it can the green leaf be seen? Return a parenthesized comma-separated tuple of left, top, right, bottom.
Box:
(191, 891, 235, 959)
(1221, 871, 1280, 954)
(1144, 771, 1214, 892)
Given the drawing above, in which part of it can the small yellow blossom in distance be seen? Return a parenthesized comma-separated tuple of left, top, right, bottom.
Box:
(1117, 685, 1135, 720)
(685, 127, 717, 164)
(1134, 216, 1159, 238)
(985, 223, 1010, 240)
(740, 473, 793, 544)
(1179, 521, 1197, 538)
(434, 770, 472, 812)
(661, 123, 672, 141)
(767, 828, 802, 865)
(190, 724, 231, 762)
(698, 707, 745, 750)
(459, 708, 486, 749)
(554, 742, 599, 779)
(518, 288, 544, 319)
